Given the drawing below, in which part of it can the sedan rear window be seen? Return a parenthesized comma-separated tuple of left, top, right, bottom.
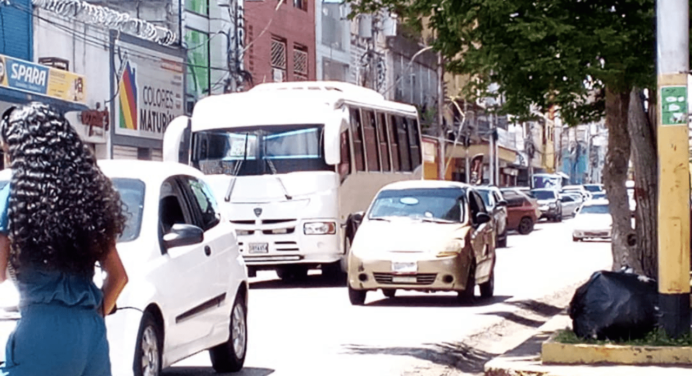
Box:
(113, 178, 146, 243)
(369, 187, 466, 222)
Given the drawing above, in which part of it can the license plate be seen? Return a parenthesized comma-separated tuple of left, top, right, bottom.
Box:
(248, 243, 269, 254)
(392, 276, 417, 283)
(391, 261, 417, 274)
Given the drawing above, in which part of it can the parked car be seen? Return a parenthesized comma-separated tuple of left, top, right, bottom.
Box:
(531, 188, 563, 222)
(591, 191, 607, 200)
(476, 186, 509, 248)
(559, 193, 583, 217)
(583, 184, 604, 193)
(347, 180, 496, 305)
(572, 199, 612, 241)
(500, 188, 539, 235)
(562, 185, 592, 201)
(0, 161, 249, 376)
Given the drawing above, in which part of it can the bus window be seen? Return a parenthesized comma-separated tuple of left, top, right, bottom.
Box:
(339, 130, 351, 182)
(363, 110, 381, 171)
(389, 114, 401, 171)
(376, 112, 391, 171)
(397, 117, 412, 172)
(349, 108, 366, 171)
(408, 117, 422, 170)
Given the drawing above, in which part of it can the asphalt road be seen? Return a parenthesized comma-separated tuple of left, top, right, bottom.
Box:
(164, 217, 613, 376)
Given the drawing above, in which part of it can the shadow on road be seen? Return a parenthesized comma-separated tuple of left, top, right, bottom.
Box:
(505, 299, 564, 317)
(250, 274, 346, 290)
(163, 367, 274, 376)
(365, 295, 512, 308)
(342, 342, 497, 374)
(481, 311, 547, 328)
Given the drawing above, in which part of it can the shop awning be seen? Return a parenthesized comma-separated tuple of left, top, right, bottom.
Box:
(0, 86, 88, 113)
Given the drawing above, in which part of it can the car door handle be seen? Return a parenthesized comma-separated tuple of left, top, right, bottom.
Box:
(204, 246, 212, 256)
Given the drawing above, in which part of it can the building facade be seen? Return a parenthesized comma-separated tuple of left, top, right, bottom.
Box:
(244, 0, 316, 84)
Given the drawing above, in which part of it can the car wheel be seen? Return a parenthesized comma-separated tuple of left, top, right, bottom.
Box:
(480, 270, 495, 298)
(209, 294, 247, 373)
(556, 214, 563, 222)
(518, 217, 534, 235)
(572, 236, 580, 242)
(382, 289, 396, 298)
(348, 285, 367, 305)
(457, 262, 476, 304)
(497, 232, 508, 248)
(134, 311, 162, 376)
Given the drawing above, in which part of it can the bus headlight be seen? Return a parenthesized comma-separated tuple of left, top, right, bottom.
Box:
(304, 222, 337, 235)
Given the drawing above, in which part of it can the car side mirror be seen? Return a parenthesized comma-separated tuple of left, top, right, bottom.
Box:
(497, 200, 507, 207)
(164, 224, 204, 249)
(475, 212, 491, 224)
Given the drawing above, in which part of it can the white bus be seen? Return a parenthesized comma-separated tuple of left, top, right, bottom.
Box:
(163, 82, 423, 280)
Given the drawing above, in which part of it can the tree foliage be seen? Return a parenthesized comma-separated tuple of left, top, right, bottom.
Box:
(348, 0, 656, 123)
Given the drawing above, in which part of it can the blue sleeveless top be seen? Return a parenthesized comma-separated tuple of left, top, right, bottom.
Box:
(0, 183, 103, 310)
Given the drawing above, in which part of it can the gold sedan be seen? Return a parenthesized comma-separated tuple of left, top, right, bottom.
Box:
(347, 180, 497, 305)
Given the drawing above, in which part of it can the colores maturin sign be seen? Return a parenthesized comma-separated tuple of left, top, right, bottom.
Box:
(115, 41, 184, 140)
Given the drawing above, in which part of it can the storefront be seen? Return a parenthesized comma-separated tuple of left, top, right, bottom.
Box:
(110, 31, 185, 160)
(0, 53, 89, 168)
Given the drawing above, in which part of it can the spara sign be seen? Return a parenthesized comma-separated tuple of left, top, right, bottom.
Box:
(0, 54, 86, 104)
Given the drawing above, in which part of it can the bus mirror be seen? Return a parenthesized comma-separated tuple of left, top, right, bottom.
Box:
(163, 116, 191, 163)
(325, 111, 347, 165)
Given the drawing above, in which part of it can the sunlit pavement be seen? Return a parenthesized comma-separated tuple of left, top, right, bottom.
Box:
(165, 218, 613, 376)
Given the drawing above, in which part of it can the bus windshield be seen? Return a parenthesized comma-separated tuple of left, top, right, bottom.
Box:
(533, 175, 561, 189)
(191, 124, 332, 176)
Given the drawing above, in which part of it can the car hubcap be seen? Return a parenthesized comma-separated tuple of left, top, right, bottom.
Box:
(141, 326, 159, 376)
(232, 303, 247, 359)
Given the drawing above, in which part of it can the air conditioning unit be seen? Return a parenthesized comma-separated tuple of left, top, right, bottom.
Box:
(358, 15, 373, 38)
(382, 15, 397, 37)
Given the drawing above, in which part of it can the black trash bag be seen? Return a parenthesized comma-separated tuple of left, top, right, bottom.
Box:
(568, 270, 658, 341)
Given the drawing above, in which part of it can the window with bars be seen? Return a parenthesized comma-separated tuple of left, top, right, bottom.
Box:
(293, 45, 308, 81)
(271, 37, 287, 82)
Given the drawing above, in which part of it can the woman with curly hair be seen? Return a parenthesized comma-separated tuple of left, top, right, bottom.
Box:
(0, 103, 128, 376)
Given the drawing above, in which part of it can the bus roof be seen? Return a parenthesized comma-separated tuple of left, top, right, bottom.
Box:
(191, 81, 418, 131)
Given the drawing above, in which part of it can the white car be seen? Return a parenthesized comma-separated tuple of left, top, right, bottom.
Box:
(572, 199, 612, 241)
(559, 193, 583, 217)
(0, 160, 249, 376)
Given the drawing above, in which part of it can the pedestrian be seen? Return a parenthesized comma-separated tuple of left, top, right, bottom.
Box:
(0, 103, 129, 376)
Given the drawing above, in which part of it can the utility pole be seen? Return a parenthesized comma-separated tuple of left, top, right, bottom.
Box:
(489, 113, 495, 185)
(656, 0, 691, 338)
(437, 51, 446, 180)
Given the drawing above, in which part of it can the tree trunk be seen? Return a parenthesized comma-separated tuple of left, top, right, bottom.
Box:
(603, 88, 634, 270)
(627, 88, 658, 278)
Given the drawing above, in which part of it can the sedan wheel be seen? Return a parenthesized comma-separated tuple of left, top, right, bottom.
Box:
(210, 294, 248, 372)
(518, 217, 534, 235)
(457, 263, 476, 304)
(134, 312, 162, 376)
(480, 271, 495, 298)
(348, 285, 367, 305)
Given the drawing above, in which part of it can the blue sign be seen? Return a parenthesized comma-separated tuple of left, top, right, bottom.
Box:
(5, 57, 49, 95)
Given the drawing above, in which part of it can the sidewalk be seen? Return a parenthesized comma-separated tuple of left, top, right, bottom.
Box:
(484, 314, 692, 376)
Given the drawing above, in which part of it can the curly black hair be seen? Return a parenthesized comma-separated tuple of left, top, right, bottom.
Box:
(0, 102, 126, 277)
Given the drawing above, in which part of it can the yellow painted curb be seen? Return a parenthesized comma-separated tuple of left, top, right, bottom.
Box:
(542, 336, 692, 365)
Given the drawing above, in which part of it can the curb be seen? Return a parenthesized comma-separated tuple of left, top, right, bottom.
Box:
(542, 339, 692, 365)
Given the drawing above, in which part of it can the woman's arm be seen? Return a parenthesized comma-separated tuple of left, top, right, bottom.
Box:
(0, 234, 8, 283)
(100, 241, 128, 316)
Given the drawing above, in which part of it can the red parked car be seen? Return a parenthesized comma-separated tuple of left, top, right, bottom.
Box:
(500, 188, 540, 235)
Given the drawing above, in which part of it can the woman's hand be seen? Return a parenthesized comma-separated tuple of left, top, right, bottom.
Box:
(100, 241, 128, 317)
(0, 233, 9, 283)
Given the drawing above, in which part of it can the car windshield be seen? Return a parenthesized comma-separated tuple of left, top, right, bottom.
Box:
(369, 187, 466, 222)
(113, 178, 146, 243)
(580, 204, 610, 214)
(191, 125, 331, 176)
(532, 190, 555, 200)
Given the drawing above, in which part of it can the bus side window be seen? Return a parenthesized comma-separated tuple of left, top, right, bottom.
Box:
(339, 130, 351, 182)
(349, 108, 366, 171)
(408, 118, 422, 170)
(376, 112, 391, 171)
(363, 110, 381, 172)
(389, 114, 401, 171)
(397, 117, 412, 172)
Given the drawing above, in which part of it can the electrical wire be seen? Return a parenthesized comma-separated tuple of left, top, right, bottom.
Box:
(32, 0, 177, 45)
